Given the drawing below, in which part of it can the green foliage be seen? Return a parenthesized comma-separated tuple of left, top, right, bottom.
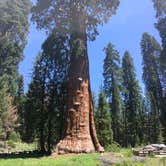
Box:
(13, 142, 37, 152)
(24, 30, 70, 152)
(122, 51, 143, 147)
(7, 140, 16, 148)
(153, 0, 166, 18)
(155, 18, 166, 91)
(0, 83, 8, 116)
(31, 0, 119, 41)
(30, 0, 120, 153)
(9, 132, 21, 142)
(106, 142, 121, 152)
(152, 0, 166, 141)
(141, 33, 164, 144)
(14, 75, 26, 139)
(103, 43, 123, 144)
(0, 0, 30, 144)
(0, 0, 31, 48)
(95, 89, 113, 148)
(0, 41, 22, 95)
(103, 43, 121, 98)
(120, 148, 134, 158)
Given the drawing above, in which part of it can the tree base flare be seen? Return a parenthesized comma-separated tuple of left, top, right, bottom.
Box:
(54, 137, 104, 154)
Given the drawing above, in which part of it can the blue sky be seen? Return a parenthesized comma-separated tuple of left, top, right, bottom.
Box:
(19, 0, 161, 95)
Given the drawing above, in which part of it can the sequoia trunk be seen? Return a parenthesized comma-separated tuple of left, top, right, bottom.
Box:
(55, 6, 103, 154)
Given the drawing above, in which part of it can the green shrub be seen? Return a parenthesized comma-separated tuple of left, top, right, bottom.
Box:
(7, 140, 16, 148)
(0, 132, 6, 140)
(106, 142, 121, 152)
(9, 132, 21, 142)
(120, 148, 134, 157)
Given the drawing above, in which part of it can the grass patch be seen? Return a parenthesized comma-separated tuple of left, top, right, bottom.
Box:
(0, 153, 100, 166)
(0, 148, 166, 166)
(12, 142, 37, 152)
(144, 157, 166, 166)
(0, 141, 37, 153)
(119, 148, 134, 157)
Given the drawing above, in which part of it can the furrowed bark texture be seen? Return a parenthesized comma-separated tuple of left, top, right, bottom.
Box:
(55, 6, 104, 154)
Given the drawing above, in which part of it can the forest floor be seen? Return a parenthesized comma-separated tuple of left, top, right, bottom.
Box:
(0, 145, 166, 166)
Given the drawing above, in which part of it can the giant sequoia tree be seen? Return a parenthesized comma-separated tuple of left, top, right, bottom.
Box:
(153, 0, 166, 141)
(152, 0, 166, 95)
(32, 0, 120, 153)
(141, 33, 163, 143)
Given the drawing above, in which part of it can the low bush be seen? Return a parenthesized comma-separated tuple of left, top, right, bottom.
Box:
(120, 148, 134, 157)
(9, 132, 21, 142)
(106, 142, 121, 152)
(7, 140, 15, 148)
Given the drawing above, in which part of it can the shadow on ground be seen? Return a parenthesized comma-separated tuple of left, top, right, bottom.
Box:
(0, 151, 50, 159)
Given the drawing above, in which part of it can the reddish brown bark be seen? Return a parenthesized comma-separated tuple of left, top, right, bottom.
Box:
(54, 7, 104, 154)
(54, 53, 104, 154)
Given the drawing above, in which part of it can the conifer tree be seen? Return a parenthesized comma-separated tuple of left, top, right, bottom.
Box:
(15, 75, 26, 138)
(103, 43, 123, 144)
(140, 98, 151, 144)
(27, 54, 48, 152)
(24, 82, 38, 143)
(1, 96, 19, 140)
(122, 51, 142, 147)
(141, 33, 163, 143)
(152, 0, 166, 141)
(25, 30, 70, 153)
(0, 0, 31, 48)
(0, 0, 31, 141)
(95, 89, 113, 148)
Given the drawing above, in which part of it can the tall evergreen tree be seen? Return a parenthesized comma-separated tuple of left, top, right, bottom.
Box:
(14, 75, 26, 138)
(42, 29, 70, 153)
(25, 54, 48, 152)
(25, 29, 70, 153)
(141, 33, 163, 143)
(0, 0, 31, 48)
(122, 51, 142, 147)
(103, 43, 123, 144)
(153, 0, 166, 141)
(31, 0, 119, 153)
(95, 89, 113, 148)
(140, 98, 151, 144)
(24, 83, 37, 143)
(0, 42, 28, 142)
(0, 42, 22, 95)
(0, 0, 31, 141)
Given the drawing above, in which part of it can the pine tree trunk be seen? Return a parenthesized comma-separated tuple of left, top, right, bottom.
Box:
(54, 7, 103, 154)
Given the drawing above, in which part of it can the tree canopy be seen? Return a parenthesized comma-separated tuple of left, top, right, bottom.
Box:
(0, 0, 31, 47)
(31, 0, 119, 40)
(153, 0, 166, 18)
